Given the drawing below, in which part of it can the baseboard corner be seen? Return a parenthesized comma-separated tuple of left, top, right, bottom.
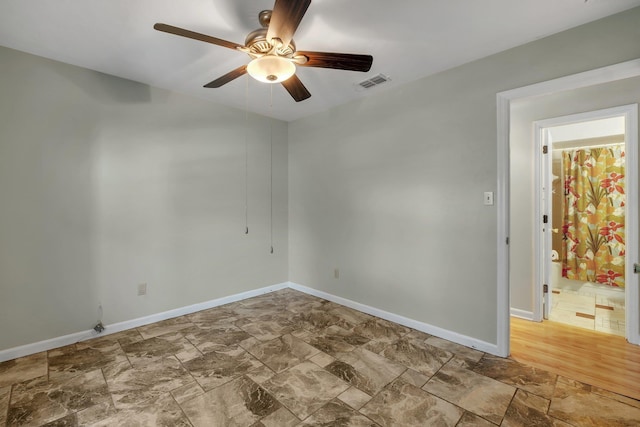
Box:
(288, 282, 500, 356)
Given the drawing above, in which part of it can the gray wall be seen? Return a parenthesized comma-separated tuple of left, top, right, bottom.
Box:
(2, 7, 640, 353)
(0, 46, 288, 351)
(510, 77, 640, 316)
(288, 8, 640, 345)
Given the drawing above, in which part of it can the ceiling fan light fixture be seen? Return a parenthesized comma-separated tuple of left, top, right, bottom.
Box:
(247, 55, 295, 84)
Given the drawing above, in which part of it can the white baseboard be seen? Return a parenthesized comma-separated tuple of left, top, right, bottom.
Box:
(510, 308, 535, 321)
(0, 282, 289, 363)
(101, 282, 288, 337)
(0, 329, 97, 364)
(288, 282, 500, 356)
(1, 281, 502, 362)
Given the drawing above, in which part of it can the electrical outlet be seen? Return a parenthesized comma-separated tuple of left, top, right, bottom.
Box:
(137, 283, 147, 296)
(334, 268, 340, 279)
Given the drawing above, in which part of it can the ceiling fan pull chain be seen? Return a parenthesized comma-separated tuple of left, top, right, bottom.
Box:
(270, 84, 274, 255)
(245, 75, 250, 235)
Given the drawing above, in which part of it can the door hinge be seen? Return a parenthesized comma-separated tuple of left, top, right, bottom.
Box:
(542, 145, 548, 154)
(506, 237, 509, 245)
(543, 215, 548, 224)
(543, 284, 548, 294)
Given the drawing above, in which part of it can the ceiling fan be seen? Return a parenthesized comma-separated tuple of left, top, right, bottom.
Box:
(154, 0, 373, 102)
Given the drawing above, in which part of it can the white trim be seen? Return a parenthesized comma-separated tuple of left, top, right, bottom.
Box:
(288, 282, 500, 355)
(96, 282, 288, 338)
(499, 59, 640, 101)
(0, 282, 289, 363)
(533, 124, 545, 322)
(497, 95, 511, 357)
(0, 329, 95, 364)
(625, 104, 640, 345)
(510, 308, 535, 321)
(497, 58, 640, 357)
(1, 281, 503, 361)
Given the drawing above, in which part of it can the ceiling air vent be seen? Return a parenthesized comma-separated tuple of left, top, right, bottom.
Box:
(356, 74, 391, 91)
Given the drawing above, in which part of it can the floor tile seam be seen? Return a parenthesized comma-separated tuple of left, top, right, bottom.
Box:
(500, 387, 521, 425)
(294, 397, 342, 425)
(239, 339, 264, 361)
(470, 356, 538, 399)
(546, 366, 639, 398)
(169, 389, 195, 427)
(104, 385, 117, 421)
(413, 383, 473, 425)
(169, 353, 203, 403)
(3, 384, 12, 425)
(118, 339, 137, 373)
(353, 377, 415, 424)
(341, 362, 407, 402)
(422, 350, 454, 385)
(329, 395, 383, 426)
(27, 374, 113, 426)
(260, 355, 355, 419)
(585, 386, 640, 410)
(179, 327, 207, 359)
(111, 390, 170, 415)
(241, 370, 280, 398)
(63, 377, 119, 426)
(460, 411, 498, 426)
(429, 355, 518, 424)
(46, 351, 51, 384)
(257, 376, 314, 422)
(546, 411, 581, 427)
(37, 360, 109, 392)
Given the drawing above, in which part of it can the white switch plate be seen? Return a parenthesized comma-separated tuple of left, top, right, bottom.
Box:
(484, 191, 494, 206)
(137, 283, 147, 296)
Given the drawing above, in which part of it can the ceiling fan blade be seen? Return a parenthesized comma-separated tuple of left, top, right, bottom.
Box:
(204, 65, 248, 88)
(281, 74, 311, 102)
(296, 51, 373, 72)
(266, 0, 311, 49)
(154, 23, 244, 51)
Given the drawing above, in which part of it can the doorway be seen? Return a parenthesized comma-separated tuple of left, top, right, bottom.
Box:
(496, 58, 640, 357)
(536, 110, 633, 338)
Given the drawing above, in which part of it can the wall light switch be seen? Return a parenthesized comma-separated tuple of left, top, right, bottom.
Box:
(484, 192, 494, 206)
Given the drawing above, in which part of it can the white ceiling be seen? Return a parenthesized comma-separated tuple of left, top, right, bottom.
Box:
(1, 0, 639, 122)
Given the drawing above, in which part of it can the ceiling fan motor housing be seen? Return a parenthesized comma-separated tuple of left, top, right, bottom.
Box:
(245, 10, 296, 57)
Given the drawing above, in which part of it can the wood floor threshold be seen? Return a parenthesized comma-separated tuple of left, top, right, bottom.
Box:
(510, 317, 640, 401)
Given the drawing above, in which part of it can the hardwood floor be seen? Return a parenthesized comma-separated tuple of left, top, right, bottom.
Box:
(510, 317, 640, 400)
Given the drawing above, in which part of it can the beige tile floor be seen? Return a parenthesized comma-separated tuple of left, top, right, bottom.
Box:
(1, 289, 640, 426)
(549, 278, 626, 336)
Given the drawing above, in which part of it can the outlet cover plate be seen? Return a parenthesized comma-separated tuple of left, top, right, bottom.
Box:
(137, 283, 147, 296)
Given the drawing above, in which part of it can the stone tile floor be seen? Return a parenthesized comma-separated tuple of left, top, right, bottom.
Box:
(550, 278, 626, 336)
(1, 289, 639, 426)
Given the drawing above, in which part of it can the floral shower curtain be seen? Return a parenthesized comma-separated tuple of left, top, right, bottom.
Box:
(562, 144, 625, 288)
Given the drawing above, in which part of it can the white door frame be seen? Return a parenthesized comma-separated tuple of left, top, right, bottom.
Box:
(533, 106, 638, 331)
(496, 58, 640, 357)
(538, 128, 553, 321)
